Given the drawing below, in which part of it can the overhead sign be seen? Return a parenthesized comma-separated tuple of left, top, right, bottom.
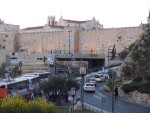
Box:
(80, 67, 86, 75)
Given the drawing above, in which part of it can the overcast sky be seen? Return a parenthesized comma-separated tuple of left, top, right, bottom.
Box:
(0, 0, 149, 29)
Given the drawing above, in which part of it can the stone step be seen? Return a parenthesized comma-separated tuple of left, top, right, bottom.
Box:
(21, 63, 49, 74)
(22, 69, 48, 74)
(22, 66, 48, 70)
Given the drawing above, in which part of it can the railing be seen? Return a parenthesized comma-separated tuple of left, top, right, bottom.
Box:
(84, 104, 102, 113)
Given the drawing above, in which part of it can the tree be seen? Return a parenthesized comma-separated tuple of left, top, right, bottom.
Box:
(0, 67, 6, 78)
(41, 76, 79, 94)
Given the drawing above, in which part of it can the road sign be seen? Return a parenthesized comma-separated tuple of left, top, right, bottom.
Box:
(80, 67, 86, 75)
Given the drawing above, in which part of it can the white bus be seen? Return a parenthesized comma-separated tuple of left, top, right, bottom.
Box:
(0, 77, 29, 97)
(22, 72, 50, 83)
(28, 72, 50, 80)
(20, 75, 39, 90)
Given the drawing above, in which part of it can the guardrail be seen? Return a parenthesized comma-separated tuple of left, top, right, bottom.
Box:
(84, 104, 102, 113)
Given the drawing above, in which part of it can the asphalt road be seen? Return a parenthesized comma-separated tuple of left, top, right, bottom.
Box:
(76, 82, 150, 113)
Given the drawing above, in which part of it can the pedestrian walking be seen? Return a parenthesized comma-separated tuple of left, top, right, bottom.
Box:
(115, 86, 118, 98)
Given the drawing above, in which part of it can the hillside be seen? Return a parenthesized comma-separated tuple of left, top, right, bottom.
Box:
(118, 23, 150, 106)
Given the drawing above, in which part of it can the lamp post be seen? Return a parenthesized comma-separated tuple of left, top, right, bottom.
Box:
(90, 49, 93, 73)
(108, 46, 113, 66)
(112, 70, 115, 113)
(42, 35, 44, 53)
(68, 30, 72, 77)
(80, 65, 86, 113)
(71, 87, 76, 113)
(108, 46, 114, 113)
(68, 30, 72, 55)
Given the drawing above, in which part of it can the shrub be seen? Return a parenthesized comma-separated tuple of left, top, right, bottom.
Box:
(27, 99, 56, 113)
(138, 59, 146, 67)
(1, 97, 28, 113)
(121, 82, 142, 93)
(138, 81, 150, 94)
(131, 51, 141, 61)
(0, 97, 56, 113)
(132, 77, 143, 83)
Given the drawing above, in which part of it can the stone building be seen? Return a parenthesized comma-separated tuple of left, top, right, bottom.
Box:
(18, 15, 142, 55)
(0, 10, 149, 67)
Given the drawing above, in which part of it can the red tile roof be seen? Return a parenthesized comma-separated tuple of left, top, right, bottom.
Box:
(23, 25, 65, 30)
(23, 26, 44, 30)
(64, 19, 88, 24)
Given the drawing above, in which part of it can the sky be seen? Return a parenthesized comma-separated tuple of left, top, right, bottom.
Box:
(0, 0, 149, 29)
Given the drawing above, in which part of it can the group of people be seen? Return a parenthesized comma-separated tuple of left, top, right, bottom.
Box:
(45, 91, 69, 103)
(23, 89, 43, 101)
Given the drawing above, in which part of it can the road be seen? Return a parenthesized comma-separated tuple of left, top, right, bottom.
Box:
(76, 82, 150, 113)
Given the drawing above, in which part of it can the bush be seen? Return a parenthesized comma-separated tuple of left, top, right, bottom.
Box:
(132, 77, 143, 83)
(27, 99, 56, 113)
(121, 82, 142, 93)
(131, 51, 141, 61)
(138, 81, 150, 94)
(0, 97, 56, 113)
(1, 97, 28, 113)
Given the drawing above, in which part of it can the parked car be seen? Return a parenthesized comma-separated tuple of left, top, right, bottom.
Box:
(95, 74, 106, 82)
(84, 83, 95, 92)
(85, 78, 97, 86)
(94, 75, 102, 82)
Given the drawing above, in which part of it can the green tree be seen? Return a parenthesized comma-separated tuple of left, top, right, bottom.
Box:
(0, 67, 6, 78)
(41, 76, 79, 93)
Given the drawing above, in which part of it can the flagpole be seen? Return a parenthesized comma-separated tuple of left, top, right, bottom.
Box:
(68, 30, 72, 77)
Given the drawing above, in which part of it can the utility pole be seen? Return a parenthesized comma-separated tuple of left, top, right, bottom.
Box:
(90, 49, 93, 73)
(112, 70, 115, 113)
(68, 30, 72, 55)
(42, 35, 43, 53)
(80, 65, 86, 113)
(68, 30, 72, 77)
(108, 46, 114, 113)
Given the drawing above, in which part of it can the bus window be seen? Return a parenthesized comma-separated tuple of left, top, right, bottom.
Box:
(38, 73, 50, 79)
(0, 85, 6, 88)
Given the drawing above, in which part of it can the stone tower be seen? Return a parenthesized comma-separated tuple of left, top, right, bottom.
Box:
(147, 9, 150, 24)
(47, 16, 55, 26)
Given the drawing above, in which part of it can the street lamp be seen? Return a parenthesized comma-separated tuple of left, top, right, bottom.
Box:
(68, 30, 72, 55)
(108, 46, 115, 113)
(71, 87, 76, 113)
(68, 30, 72, 77)
(80, 65, 86, 113)
(108, 46, 113, 66)
(90, 49, 93, 73)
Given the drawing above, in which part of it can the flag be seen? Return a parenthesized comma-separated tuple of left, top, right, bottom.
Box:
(102, 67, 110, 79)
(48, 57, 53, 65)
(68, 37, 72, 44)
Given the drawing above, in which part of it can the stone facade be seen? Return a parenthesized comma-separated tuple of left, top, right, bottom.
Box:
(18, 25, 143, 55)
(0, 12, 149, 66)
(0, 19, 19, 32)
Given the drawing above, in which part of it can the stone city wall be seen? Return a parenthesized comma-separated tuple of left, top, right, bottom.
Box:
(0, 26, 143, 58)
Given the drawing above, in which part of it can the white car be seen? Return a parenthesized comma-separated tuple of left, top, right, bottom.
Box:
(84, 83, 95, 92)
(94, 75, 102, 82)
(85, 78, 97, 86)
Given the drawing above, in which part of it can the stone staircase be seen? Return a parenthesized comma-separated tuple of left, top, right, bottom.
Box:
(21, 63, 49, 74)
